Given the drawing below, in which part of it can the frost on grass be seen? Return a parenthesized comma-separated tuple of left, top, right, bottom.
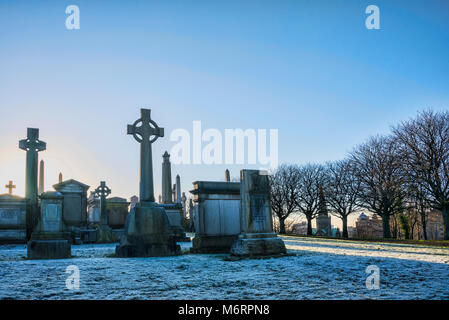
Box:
(0, 237, 448, 300)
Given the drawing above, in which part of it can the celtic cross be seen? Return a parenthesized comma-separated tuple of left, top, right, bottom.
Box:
(127, 109, 164, 203)
(94, 181, 111, 226)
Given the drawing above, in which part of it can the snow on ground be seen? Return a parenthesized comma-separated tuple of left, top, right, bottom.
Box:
(0, 236, 448, 300)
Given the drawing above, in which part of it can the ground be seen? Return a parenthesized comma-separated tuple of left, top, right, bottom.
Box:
(0, 236, 448, 300)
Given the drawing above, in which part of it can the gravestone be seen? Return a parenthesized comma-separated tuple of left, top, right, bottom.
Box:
(106, 197, 130, 229)
(53, 179, 89, 228)
(181, 192, 187, 218)
(315, 186, 332, 237)
(87, 191, 100, 224)
(0, 194, 27, 243)
(230, 170, 286, 256)
(130, 195, 138, 210)
(19, 128, 46, 239)
(27, 191, 71, 259)
(116, 109, 180, 257)
(225, 169, 230, 182)
(190, 181, 241, 253)
(94, 181, 118, 243)
(158, 153, 188, 241)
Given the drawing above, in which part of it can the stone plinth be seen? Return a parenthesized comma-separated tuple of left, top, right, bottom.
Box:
(27, 192, 71, 259)
(0, 194, 27, 244)
(106, 197, 130, 229)
(158, 203, 189, 242)
(115, 202, 180, 257)
(53, 179, 89, 228)
(230, 170, 286, 257)
(190, 181, 240, 253)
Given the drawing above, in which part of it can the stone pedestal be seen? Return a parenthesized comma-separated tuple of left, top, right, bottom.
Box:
(230, 170, 286, 257)
(115, 202, 180, 257)
(27, 192, 71, 259)
(190, 181, 241, 253)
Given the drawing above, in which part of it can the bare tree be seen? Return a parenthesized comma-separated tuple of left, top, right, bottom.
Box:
(393, 110, 449, 239)
(323, 159, 361, 238)
(295, 163, 325, 235)
(269, 164, 300, 234)
(350, 135, 406, 238)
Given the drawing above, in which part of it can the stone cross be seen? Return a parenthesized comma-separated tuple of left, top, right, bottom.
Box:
(5, 180, 16, 195)
(19, 128, 46, 238)
(127, 109, 164, 203)
(94, 181, 111, 226)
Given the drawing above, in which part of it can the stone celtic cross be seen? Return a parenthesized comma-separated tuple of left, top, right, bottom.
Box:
(5, 180, 16, 195)
(19, 128, 46, 238)
(127, 109, 164, 203)
(94, 181, 111, 226)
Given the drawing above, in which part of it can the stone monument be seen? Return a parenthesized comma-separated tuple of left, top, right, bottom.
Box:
(38, 160, 44, 195)
(116, 108, 180, 257)
(225, 169, 230, 182)
(27, 191, 71, 259)
(19, 128, 46, 239)
(190, 180, 241, 253)
(161, 151, 173, 204)
(0, 193, 27, 244)
(315, 186, 332, 237)
(58, 172, 63, 183)
(94, 181, 118, 243)
(5, 181, 16, 195)
(230, 170, 286, 256)
(181, 192, 187, 218)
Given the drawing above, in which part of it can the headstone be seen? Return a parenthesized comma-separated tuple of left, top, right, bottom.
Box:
(225, 169, 230, 182)
(53, 179, 89, 228)
(161, 152, 173, 204)
(116, 109, 180, 257)
(190, 181, 241, 253)
(0, 194, 27, 243)
(230, 170, 286, 256)
(93, 181, 118, 243)
(38, 160, 44, 195)
(19, 128, 46, 239)
(106, 197, 130, 229)
(315, 186, 332, 237)
(27, 191, 71, 259)
(5, 181, 16, 195)
(87, 192, 100, 224)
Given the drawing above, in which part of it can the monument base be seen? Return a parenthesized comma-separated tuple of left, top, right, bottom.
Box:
(191, 235, 238, 253)
(27, 239, 71, 259)
(115, 202, 181, 257)
(230, 233, 286, 256)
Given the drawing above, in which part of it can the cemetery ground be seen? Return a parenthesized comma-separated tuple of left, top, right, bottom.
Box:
(0, 236, 448, 300)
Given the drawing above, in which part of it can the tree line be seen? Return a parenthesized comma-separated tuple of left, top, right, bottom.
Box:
(270, 110, 449, 240)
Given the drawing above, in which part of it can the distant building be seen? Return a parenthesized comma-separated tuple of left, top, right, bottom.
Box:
(355, 212, 383, 239)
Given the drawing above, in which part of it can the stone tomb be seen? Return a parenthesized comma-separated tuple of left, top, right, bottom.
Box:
(190, 181, 241, 253)
(106, 197, 130, 229)
(53, 179, 89, 228)
(0, 194, 27, 244)
(27, 191, 71, 259)
(158, 202, 190, 242)
(230, 170, 286, 256)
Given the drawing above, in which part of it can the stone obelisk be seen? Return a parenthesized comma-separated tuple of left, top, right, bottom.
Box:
(116, 108, 180, 257)
(19, 128, 46, 239)
(161, 151, 173, 204)
(38, 160, 44, 195)
(225, 169, 230, 182)
(176, 175, 181, 204)
(58, 172, 63, 183)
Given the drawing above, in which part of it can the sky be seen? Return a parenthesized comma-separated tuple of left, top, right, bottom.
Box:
(0, 0, 448, 227)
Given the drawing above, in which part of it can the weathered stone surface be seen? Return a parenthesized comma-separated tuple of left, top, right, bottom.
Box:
(116, 202, 180, 257)
(230, 170, 286, 257)
(106, 197, 130, 229)
(27, 191, 71, 259)
(158, 203, 190, 242)
(53, 179, 89, 228)
(0, 194, 27, 244)
(116, 109, 179, 257)
(190, 181, 240, 253)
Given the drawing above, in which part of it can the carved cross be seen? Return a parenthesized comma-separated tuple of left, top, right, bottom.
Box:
(5, 181, 16, 195)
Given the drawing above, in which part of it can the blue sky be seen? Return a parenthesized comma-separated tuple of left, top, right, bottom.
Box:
(1, 1, 448, 227)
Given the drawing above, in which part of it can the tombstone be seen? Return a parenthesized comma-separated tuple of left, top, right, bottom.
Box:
(190, 181, 241, 253)
(19, 128, 46, 239)
(53, 179, 89, 228)
(87, 191, 100, 225)
(94, 181, 111, 226)
(38, 160, 44, 195)
(315, 186, 332, 237)
(116, 109, 180, 257)
(106, 197, 130, 229)
(181, 192, 187, 218)
(27, 191, 71, 259)
(225, 169, 230, 182)
(0, 194, 27, 244)
(158, 153, 189, 242)
(175, 175, 181, 203)
(230, 170, 286, 256)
